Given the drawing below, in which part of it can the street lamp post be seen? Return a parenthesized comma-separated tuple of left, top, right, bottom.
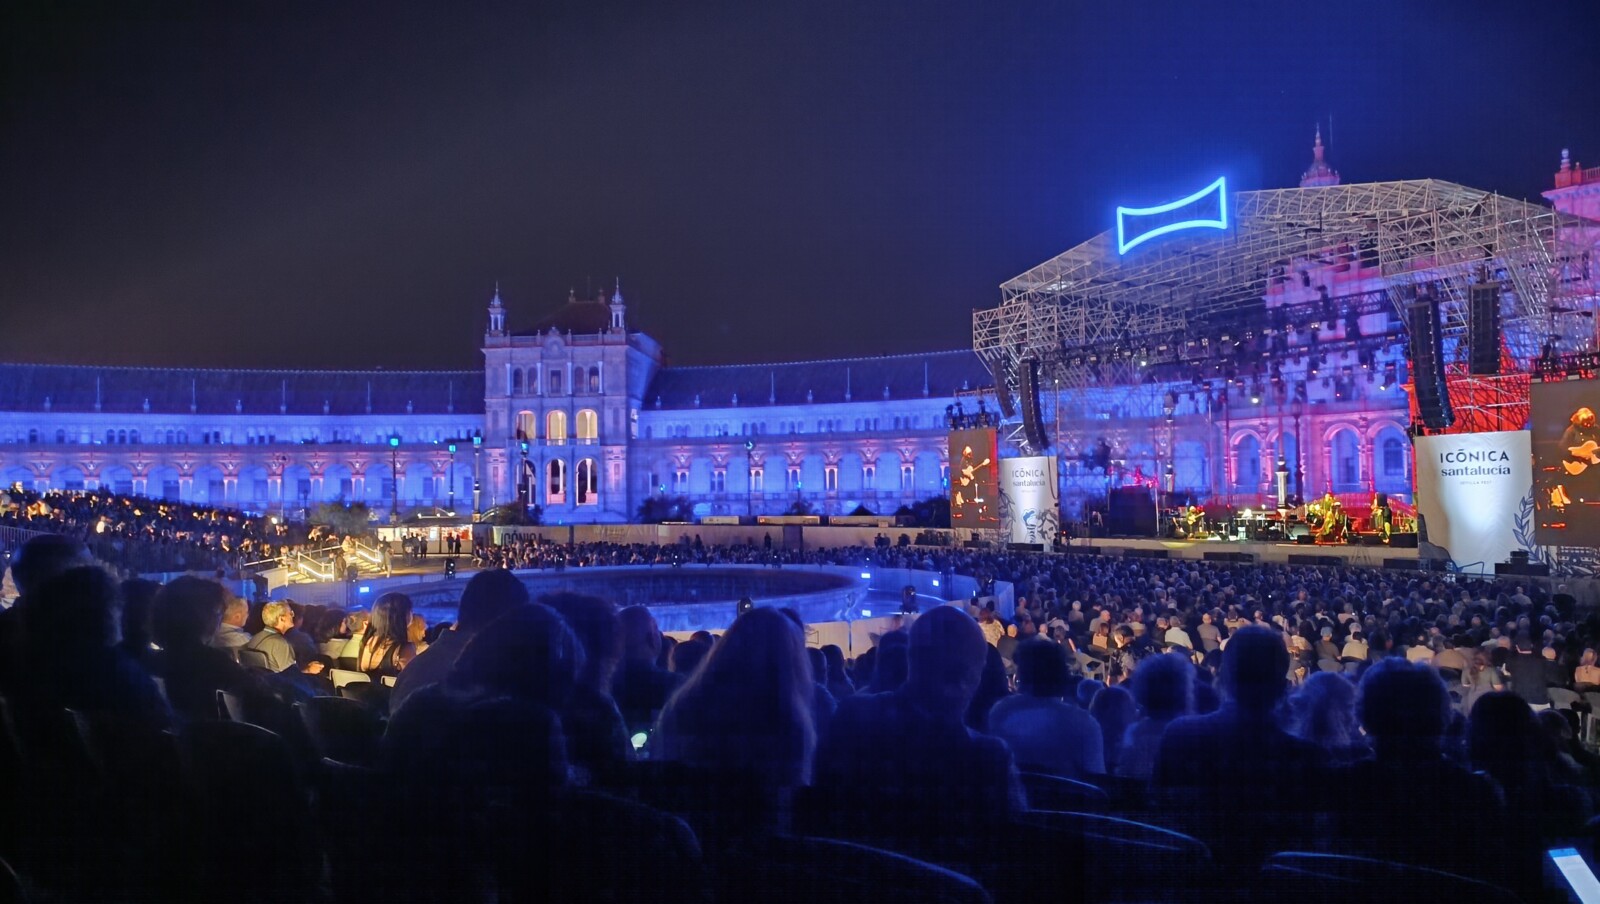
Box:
(388, 435, 401, 524)
(745, 440, 755, 518)
(472, 432, 482, 521)
(519, 440, 530, 512)
(448, 442, 457, 513)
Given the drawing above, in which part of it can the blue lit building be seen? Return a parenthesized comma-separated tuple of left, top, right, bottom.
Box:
(4, 137, 1592, 524)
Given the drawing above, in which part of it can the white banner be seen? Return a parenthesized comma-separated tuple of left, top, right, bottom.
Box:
(1414, 430, 1532, 574)
(999, 456, 1060, 551)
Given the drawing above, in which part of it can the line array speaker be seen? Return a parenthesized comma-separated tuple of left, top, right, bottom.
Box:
(1407, 296, 1454, 430)
(1018, 355, 1048, 450)
(1468, 283, 1501, 375)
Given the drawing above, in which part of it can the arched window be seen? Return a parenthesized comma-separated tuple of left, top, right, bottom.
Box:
(106, 429, 115, 444)
(547, 459, 566, 503)
(515, 410, 536, 442)
(511, 368, 523, 395)
(1375, 427, 1410, 496)
(55, 429, 65, 444)
(27, 429, 39, 444)
(576, 409, 599, 444)
(166, 430, 175, 444)
(1232, 435, 1261, 492)
(1331, 429, 1361, 492)
(576, 459, 598, 504)
(547, 410, 568, 445)
(130, 430, 139, 444)
(588, 366, 601, 394)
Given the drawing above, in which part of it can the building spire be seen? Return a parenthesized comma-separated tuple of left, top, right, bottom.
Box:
(608, 277, 626, 331)
(487, 282, 506, 336)
(1299, 124, 1340, 188)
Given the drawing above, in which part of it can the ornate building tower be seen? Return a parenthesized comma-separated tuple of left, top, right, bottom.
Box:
(481, 282, 662, 523)
(1300, 126, 1340, 188)
(1545, 148, 1600, 222)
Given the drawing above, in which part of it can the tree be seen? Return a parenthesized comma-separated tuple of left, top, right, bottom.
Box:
(849, 503, 876, 516)
(784, 498, 816, 517)
(637, 495, 693, 524)
(909, 496, 951, 528)
(308, 502, 375, 537)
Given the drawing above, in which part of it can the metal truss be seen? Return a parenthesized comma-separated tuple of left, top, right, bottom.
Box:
(975, 180, 1599, 404)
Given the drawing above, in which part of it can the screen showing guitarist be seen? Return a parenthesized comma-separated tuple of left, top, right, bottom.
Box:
(1555, 407, 1600, 508)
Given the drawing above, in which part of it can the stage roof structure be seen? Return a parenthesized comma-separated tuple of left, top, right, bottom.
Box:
(974, 179, 1599, 394)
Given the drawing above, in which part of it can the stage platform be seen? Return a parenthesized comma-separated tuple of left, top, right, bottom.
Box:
(1061, 536, 1434, 569)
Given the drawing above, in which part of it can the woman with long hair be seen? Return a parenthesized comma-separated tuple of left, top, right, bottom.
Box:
(1088, 684, 1138, 775)
(1287, 671, 1367, 766)
(1463, 647, 1505, 714)
(1118, 652, 1195, 779)
(359, 592, 417, 677)
(653, 606, 817, 790)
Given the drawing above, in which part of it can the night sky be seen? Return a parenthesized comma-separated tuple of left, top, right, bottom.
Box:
(4, 0, 1598, 371)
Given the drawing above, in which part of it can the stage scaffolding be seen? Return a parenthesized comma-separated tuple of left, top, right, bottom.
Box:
(976, 179, 1600, 454)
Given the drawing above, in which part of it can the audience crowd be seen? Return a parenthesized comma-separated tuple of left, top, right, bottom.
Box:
(0, 487, 329, 577)
(2, 518, 1600, 901)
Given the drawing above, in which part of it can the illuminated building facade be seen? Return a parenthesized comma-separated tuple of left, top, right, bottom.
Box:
(2, 137, 1594, 524)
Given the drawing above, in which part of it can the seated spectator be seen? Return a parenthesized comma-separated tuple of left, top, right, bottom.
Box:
(1434, 635, 1469, 675)
(1313, 626, 1339, 662)
(211, 593, 251, 653)
(381, 604, 581, 898)
(813, 605, 1026, 858)
(1118, 652, 1193, 780)
(407, 613, 430, 654)
(541, 592, 632, 790)
(1331, 660, 1507, 886)
(310, 607, 349, 660)
(655, 607, 816, 790)
(283, 601, 320, 665)
(16, 566, 171, 729)
(1340, 630, 1368, 662)
(1574, 647, 1600, 689)
(150, 576, 297, 723)
(384, 603, 580, 794)
(0, 534, 95, 695)
(244, 602, 325, 676)
(987, 638, 1104, 778)
(338, 611, 369, 666)
(1088, 684, 1137, 774)
(1506, 632, 1552, 710)
(821, 644, 854, 700)
(866, 631, 909, 693)
(1075, 678, 1105, 709)
(393, 569, 529, 713)
(1163, 616, 1193, 650)
(118, 578, 160, 667)
(613, 605, 685, 734)
(669, 637, 712, 675)
(1287, 671, 1367, 766)
(964, 644, 1010, 732)
(1470, 691, 1592, 885)
(357, 593, 417, 678)
(1155, 625, 1324, 868)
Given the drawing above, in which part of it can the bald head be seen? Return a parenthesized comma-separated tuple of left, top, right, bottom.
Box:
(905, 605, 987, 715)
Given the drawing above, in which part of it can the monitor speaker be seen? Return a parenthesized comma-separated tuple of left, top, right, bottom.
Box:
(1407, 296, 1454, 430)
(1468, 283, 1501, 375)
(1018, 356, 1048, 450)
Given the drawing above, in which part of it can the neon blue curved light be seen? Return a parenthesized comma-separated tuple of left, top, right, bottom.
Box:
(1116, 176, 1228, 255)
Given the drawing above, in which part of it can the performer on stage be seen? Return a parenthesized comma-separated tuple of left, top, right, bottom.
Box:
(1555, 407, 1600, 507)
